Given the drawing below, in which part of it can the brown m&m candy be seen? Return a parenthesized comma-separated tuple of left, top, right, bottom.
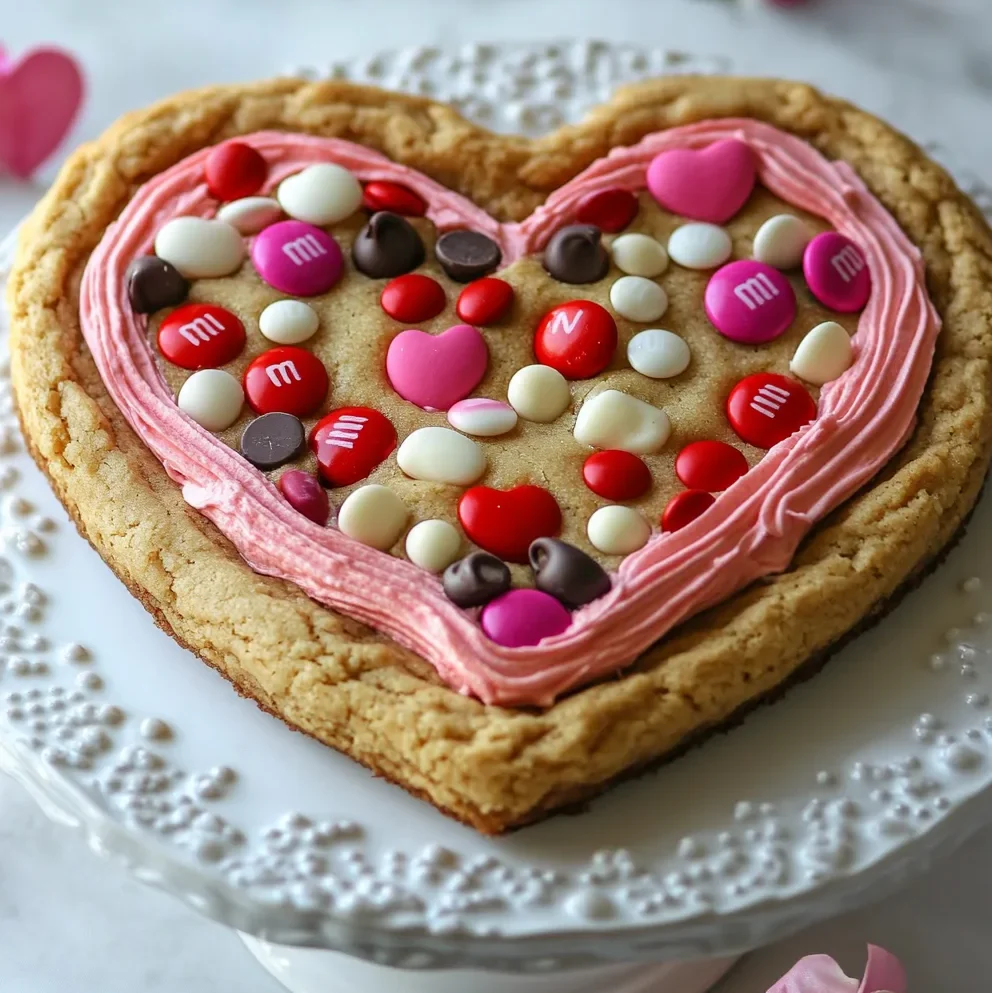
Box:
(240, 412, 306, 469)
(529, 537, 611, 609)
(435, 230, 502, 283)
(442, 551, 511, 608)
(352, 211, 425, 279)
(543, 224, 609, 284)
(126, 256, 189, 314)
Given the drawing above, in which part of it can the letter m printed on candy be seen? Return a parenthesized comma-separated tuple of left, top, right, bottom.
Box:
(265, 359, 302, 387)
(177, 311, 224, 345)
(733, 272, 781, 311)
(282, 232, 328, 266)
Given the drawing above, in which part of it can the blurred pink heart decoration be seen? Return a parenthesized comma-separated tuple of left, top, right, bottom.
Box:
(0, 45, 84, 179)
(767, 945, 906, 993)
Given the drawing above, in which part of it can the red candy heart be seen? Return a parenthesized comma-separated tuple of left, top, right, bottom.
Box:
(380, 273, 447, 323)
(575, 187, 638, 233)
(456, 277, 514, 326)
(458, 485, 562, 563)
(534, 300, 618, 380)
(157, 303, 246, 370)
(205, 141, 268, 202)
(726, 373, 816, 449)
(675, 440, 748, 492)
(362, 180, 427, 216)
(662, 490, 716, 533)
(243, 346, 328, 417)
(582, 450, 652, 501)
(309, 406, 397, 487)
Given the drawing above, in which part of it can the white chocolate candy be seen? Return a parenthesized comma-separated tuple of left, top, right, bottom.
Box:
(277, 163, 363, 226)
(507, 364, 571, 423)
(177, 369, 244, 431)
(258, 299, 320, 345)
(396, 427, 486, 486)
(753, 214, 812, 270)
(338, 484, 407, 550)
(447, 398, 518, 437)
(587, 505, 651, 555)
(405, 519, 462, 573)
(790, 321, 853, 385)
(154, 217, 245, 279)
(574, 389, 671, 454)
(610, 233, 668, 278)
(609, 275, 668, 323)
(216, 196, 284, 234)
(667, 223, 732, 270)
(627, 329, 691, 379)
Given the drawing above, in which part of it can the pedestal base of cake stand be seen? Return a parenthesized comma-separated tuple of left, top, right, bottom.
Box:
(238, 935, 737, 993)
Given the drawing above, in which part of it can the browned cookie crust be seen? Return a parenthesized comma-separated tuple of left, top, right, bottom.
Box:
(9, 76, 992, 833)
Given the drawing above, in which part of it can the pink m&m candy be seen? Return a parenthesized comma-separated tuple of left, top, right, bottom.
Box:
(705, 260, 797, 344)
(803, 232, 871, 312)
(480, 589, 571, 647)
(251, 220, 343, 296)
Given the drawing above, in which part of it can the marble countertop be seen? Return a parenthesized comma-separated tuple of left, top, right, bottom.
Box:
(2, 0, 991, 990)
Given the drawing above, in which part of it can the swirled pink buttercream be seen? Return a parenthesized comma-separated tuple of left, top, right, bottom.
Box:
(79, 122, 939, 707)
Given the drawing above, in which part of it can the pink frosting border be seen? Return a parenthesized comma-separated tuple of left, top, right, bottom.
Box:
(79, 121, 940, 707)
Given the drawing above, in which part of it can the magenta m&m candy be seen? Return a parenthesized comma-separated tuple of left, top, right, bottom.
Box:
(158, 303, 245, 370)
(726, 373, 816, 449)
(704, 260, 797, 344)
(480, 589, 571, 648)
(803, 232, 871, 312)
(251, 220, 344, 296)
(243, 346, 329, 417)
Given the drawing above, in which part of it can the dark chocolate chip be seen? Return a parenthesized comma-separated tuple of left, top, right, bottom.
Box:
(442, 551, 511, 608)
(435, 230, 502, 283)
(126, 256, 189, 314)
(543, 224, 609, 284)
(352, 211, 425, 279)
(529, 537, 612, 608)
(240, 412, 306, 470)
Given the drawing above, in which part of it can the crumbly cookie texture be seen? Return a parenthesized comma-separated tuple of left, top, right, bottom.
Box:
(9, 77, 992, 833)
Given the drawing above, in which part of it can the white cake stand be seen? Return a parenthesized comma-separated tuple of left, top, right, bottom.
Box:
(4, 42, 992, 993)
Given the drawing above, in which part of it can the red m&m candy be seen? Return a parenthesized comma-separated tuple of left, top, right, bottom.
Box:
(726, 373, 816, 449)
(582, 450, 652, 501)
(362, 181, 427, 217)
(458, 485, 562, 563)
(575, 187, 638, 233)
(380, 274, 446, 323)
(309, 406, 397, 487)
(456, 278, 514, 326)
(157, 303, 245, 370)
(675, 441, 748, 492)
(205, 141, 267, 202)
(243, 346, 328, 417)
(662, 490, 716, 533)
(534, 300, 618, 380)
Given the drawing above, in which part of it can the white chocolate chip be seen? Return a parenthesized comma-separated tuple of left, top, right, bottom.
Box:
(405, 519, 462, 573)
(587, 505, 651, 555)
(338, 485, 407, 550)
(259, 299, 320, 345)
(609, 275, 668, 323)
(507, 364, 571, 422)
(627, 329, 691, 379)
(790, 321, 853, 385)
(396, 427, 486, 486)
(216, 196, 284, 234)
(667, 223, 733, 270)
(574, 389, 671, 454)
(753, 214, 812, 270)
(610, 233, 668, 278)
(177, 369, 244, 431)
(154, 217, 245, 279)
(277, 163, 363, 226)
(447, 398, 518, 437)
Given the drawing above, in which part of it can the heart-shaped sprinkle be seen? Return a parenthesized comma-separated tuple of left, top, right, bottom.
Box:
(609, 275, 668, 323)
(405, 520, 462, 573)
(155, 217, 245, 280)
(705, 260, 797, 344)
(481, 589, 572, 648)
(447, 398, 517, 437)
(575, 187, 639, 233)
(667, 223, 733, 270)
(258, 299, 319, 345)
(396, 426, 487, 486)
(252, 220, 344, 296)
(803, 232, 871, 312)
(456, 277, 514, 326)
(243, 346, 328, 417)
(610, 233, 669, 278)
(790, 320, 854, 385)
(435, 230, 502, 283)
(752, 214, 812, 269)
(216, 196, 284, 235)
(337, 484, 407, 550)
(534, 300, 618, 380)
(362, 180, 427, 217)
(310, 406, 397, 487)
(529, 537, 611, 608)
(278, 470, 330, 526)
(675, 440, 748, 491)
(205, 141, 267, 202)
(662, 490, 716, 532)
(177, 369, 244, 431)
(574, 389, 671, 454)
(543, 224, 610, 284)
(386, 324, 488, 412)
(380, 273, 446, 323)
(726, 373, 816, 449)
(626, 329, 691, 379)
(646, 138, 757, 224)
(442, 552, 512, 607)
(507, 364, 571, 423)
(352, 212, 426, 279)
(277, 163, 363, 226)
(240, 412, 306, 469)
(458, 485, 562, 563)
(587, 505, 651, 555)
(582, 450, 652, 501)
(126, 256, 188, 314)
(158, 303, 246, 370)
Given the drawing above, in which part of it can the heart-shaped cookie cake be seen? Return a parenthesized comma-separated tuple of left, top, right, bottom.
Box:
(9, 77, 992, 832)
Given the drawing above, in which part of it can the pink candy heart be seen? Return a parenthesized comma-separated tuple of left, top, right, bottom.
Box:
(386, 323, 489, 412)
(0, 46, 84, 179)
(768, 945, 906, 993)
(646, 138, 757, 224)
